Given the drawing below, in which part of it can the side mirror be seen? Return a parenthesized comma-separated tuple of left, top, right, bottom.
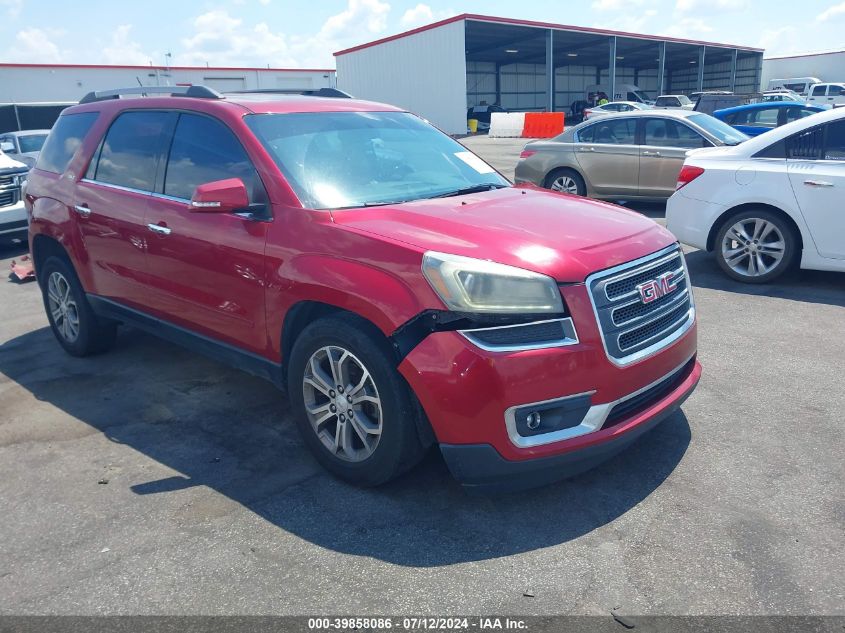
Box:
(189, 178, 249, 214)
(0, 141, 15, 153)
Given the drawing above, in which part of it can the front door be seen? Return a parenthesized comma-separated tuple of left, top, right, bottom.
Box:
(143, 112, 270, 354)
(638, 118, 708, 198)
(573, 117, 639, 197)
(787, 120, 845, 259)
(75, 110, 171, 307)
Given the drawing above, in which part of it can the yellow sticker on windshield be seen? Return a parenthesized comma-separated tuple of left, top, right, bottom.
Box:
(454, 151, 496, 174)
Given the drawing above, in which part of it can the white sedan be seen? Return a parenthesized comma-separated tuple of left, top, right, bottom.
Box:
(667, 107, 845, 283)
(582, 101, 651, 120)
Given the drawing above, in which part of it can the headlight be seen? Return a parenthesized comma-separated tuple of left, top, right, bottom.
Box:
(422, 251, 564, 314)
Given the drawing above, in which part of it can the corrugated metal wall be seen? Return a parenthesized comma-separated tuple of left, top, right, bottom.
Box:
(667, 54, 760, 93)
(336, 20, 467, 135)
(0, 66, 335, 103)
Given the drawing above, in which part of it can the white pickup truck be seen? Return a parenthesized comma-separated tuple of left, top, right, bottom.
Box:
(806, 83, 845, 108)
(0, 150, 29, 245)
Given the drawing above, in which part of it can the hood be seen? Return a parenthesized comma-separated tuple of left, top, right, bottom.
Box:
(0, 151, 28, 172)
(330, 187, 676, 283)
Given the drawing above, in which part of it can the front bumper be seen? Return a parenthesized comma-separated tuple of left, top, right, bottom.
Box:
(0, 200, 28, 237)
(397, 279, 700, 492)
(441, 357, 701, 493)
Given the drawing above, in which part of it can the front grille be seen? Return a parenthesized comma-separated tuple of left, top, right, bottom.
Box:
(0, 175, 13, 187)
(0, 189, 18, 207)
(588, 246, 694, 364)
(461, 318, 578, 351)
(605, 358, 694, 427)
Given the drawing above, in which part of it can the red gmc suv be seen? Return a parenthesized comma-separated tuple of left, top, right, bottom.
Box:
(26, 86, 701, 492)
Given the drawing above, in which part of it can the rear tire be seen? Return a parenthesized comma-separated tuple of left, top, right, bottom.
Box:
(287, 314, 426, 486)
(545, 168, 586, 196)
(40, 256, 117, 356)
(714, 209, 798, 284)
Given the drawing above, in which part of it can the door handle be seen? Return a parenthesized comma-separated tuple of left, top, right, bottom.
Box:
(579, 146, 596, 152)
(642, 151, 662, 157)
(73, 204, 91, 217)
(147, 223, 172, 235)
(804, 180, 834, 187)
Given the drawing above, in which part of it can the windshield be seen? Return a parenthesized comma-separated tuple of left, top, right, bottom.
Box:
(689, 113, 749, 145)
(677, 95, 692, 105)
(246, 111, 509, 209)
(632, 90, 652, 102)
(18, 134, 48, 153)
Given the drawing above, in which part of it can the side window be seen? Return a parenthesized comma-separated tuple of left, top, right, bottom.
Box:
(576, 125, 595, 143)
(786, 127, 823, 159)
(811, 85, 827, 97)
(35, 112, 99, 174)
(828, 85, 844, 96)
(93, 111, 170, 191)
(785, 107, 817, 124)
(725, 110, 750, 125)
(163, 113, 261, 202)
(749, 108, 779, 128)
(823, 121, 845, 161)
(590, 118, 636, 145)
(644, 119, 706, 149)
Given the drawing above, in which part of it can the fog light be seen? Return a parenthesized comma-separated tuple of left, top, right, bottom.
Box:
(513, 394, 591, 437)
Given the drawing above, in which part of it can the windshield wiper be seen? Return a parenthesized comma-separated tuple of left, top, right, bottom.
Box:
(431, 183, 508, 198)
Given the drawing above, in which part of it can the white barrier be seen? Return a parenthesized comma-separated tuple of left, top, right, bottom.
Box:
(488, 112, 526, 138)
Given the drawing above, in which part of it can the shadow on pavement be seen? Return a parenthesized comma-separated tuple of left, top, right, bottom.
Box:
(0, 324, 691, 567)
(684, 250, 845, 308)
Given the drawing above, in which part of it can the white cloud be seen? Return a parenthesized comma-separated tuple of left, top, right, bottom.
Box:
(400, 3, 454, 28)
(1, 0, 23, 18)
(756, 26, 800, 55)
(4, 28, 66, 63)
(662, 17, 713, 38)
(592, 0, 643, 10)
(817, 1, 845, 21)
(258, 0, 271, 4)
(606, 8, 658, 33)
(180, 9, 297, 67)
(676, 0, 748, 11)
(102, 25, 153, 66)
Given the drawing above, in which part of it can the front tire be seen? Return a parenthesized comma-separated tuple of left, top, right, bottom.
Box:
(714, 209, 798, 283)
(40, 256, 117, 356)
(287, 314, 426, 486)
(545, 168, 586, 196)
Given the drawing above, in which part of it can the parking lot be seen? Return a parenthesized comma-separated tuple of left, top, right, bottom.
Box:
(0, 136, 843, 616)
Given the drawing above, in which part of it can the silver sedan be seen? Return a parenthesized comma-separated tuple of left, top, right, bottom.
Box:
(514, 110, 748, 201)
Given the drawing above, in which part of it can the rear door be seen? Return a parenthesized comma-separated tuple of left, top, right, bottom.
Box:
(787, 120, 845, 259)
(806, 84, 828, 106)
(75, 110, 171, 305)
(573, 117, 639, 197)
(142, 112, 270, 353)
(638, 117, 709, 197)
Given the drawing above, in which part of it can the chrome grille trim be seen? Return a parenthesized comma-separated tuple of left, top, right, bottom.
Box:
(459, 317, 579, 353)
(586, 244, 695, 366)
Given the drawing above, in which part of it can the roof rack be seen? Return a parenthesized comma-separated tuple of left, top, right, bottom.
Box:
(225, 88, 353, 98)
(79, 85, 223, 104)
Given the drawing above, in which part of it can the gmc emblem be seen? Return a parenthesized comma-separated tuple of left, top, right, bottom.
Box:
(636, 272, 678, 304)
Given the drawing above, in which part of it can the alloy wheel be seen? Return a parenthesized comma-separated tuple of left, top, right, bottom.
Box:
(720, 218, 786, 278)
(551, 175, 579, 195)
(301, 345, 383, 462)
(47, 271, 80, 343)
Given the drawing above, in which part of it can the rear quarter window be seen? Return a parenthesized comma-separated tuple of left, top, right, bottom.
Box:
(35, 112, 99, 174)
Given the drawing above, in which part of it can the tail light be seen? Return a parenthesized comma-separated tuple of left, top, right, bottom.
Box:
(676, 165, 705, 190)
(519, 149, 537, 159)
(583, 109, 593, 119)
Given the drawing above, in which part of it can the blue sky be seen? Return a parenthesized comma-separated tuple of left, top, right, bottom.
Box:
(1, 0, 844, 68)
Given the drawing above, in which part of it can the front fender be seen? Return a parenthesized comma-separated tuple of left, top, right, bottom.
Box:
(265, 252, 443, 358)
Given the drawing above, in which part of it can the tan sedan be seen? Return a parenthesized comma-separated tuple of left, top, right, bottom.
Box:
(514, 110, 748, 201)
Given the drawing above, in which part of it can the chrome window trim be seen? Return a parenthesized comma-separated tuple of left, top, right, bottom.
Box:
(586, 244, 695, 367)
(458, 317, 579, 353)
(505, 352, 695, 448)
(79, 178, 153, 196)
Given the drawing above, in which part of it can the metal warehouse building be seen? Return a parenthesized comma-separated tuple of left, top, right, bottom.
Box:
(335, 13, 764, 134)
(0, 63, 336, 104)
(762, 49, 845, 87)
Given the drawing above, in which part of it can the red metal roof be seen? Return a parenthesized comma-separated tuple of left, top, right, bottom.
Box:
(334, 13, 764, 56)
(764, 49, 845, 60)
(0, 63, 335, 73)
